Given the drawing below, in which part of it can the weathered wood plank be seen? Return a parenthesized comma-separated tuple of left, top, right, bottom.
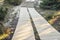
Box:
(28, 8, 60, 40)
(12, 7, 35, 40)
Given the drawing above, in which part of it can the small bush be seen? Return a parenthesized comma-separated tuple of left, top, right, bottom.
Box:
(0, 23, 4, 35)
(0, 7, 8, 21)
(5, 0, 22, 6)
(45, 14, 54, 21)
(40, 0, 60, 10)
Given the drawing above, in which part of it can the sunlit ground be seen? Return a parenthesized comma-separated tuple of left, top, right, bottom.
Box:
(0, 0, 4, 2)
(0, 34, 9, 40)
(0, 28, 12, 40)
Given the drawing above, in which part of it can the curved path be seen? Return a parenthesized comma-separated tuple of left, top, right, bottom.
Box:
(12, 1, 60, 40)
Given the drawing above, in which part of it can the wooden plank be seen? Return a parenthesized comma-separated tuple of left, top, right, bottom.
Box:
(12, 7, 35, 40)
(28, 8, 60, 40)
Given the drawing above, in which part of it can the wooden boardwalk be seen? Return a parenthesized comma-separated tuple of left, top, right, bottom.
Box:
(12, 7, 60, 40)
(12, 7, 35, 40)
(28, 8, 60, 40)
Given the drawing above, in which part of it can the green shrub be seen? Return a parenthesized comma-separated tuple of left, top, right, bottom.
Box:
(40, 0, 60, 10)
(0, 7, 8, 21)
(0, 23, 4, 35)
(44, 13, 54, 21)
(5, 0, 22, 6)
